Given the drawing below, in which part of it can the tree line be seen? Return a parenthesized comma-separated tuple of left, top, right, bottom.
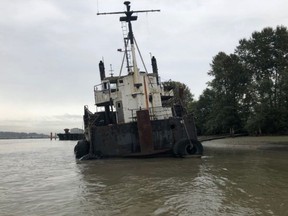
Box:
(194, 26, 288, 135)
(0, 131, 49, 139)
(166, 26, 288, 135)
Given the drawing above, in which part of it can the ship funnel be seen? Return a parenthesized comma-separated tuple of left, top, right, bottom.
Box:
(151, 56, 159, 85)
(99, 60, 106, 81)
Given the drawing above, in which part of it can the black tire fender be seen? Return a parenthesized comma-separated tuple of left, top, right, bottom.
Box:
(74, 140, 90, 159)
(173, 139, 203, 157)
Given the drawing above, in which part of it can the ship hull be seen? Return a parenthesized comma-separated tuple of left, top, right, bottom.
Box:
(75, 114, 203, 159)
(58, 133, 85, 141)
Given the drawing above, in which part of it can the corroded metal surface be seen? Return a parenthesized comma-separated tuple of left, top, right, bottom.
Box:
(136, 110, 154, 153)
(85, 116, 202, 157)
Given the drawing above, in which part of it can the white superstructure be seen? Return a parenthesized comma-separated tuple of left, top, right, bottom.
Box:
(94, 71, 173, 123)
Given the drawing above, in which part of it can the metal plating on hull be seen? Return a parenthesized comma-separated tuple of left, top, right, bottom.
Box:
(74, 1, 203, 159)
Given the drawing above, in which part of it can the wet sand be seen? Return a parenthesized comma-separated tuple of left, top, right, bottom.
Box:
(202, 136, 288, 150)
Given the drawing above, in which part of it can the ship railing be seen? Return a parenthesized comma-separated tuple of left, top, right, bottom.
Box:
(94, 81, 117, 105)
(149, 106, 173, 120)
(160, 88, 174, 98)
(129, 106, 173, 121)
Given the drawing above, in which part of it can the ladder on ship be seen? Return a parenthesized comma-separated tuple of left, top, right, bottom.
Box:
(121, 22, 133, 73)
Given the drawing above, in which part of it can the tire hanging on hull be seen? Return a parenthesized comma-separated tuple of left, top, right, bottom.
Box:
(173, 139, 203, 157)
(74, 140, 89, 159)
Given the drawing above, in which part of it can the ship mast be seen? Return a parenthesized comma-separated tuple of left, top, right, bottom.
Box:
(97, 1, 160, 88)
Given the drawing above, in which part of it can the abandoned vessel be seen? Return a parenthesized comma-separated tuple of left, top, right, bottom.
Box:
(74, 1, 203, 159)
(58, 128, 85, 141)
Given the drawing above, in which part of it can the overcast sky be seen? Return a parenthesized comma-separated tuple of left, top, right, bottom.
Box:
(1, 0, 287, 134)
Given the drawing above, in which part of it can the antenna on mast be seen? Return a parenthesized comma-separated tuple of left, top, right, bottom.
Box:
(97, 1, 160, 16)
(97, 1, 160, 85)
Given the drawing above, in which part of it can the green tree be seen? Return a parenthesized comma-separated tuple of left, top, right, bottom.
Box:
(206, 52, 249, 134)
(162, 80, 194, 111)
(191, 26, 288, 135)
(236, 26, 288, 133)
(192, 88, 216, 135)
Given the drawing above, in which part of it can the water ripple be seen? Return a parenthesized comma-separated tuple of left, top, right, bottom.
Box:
(1, 139, 288, 215)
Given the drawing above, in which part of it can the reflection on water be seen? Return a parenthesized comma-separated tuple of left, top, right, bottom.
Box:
(0, 138, 287, 215)
(77, 159, 204, 215)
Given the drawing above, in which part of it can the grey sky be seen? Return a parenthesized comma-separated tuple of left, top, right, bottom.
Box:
(1, 0, 287, 134)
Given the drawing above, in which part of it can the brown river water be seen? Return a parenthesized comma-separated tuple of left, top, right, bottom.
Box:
(0, 137, 287, 216)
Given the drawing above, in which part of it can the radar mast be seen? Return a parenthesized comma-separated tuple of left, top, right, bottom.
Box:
(97, 1, 160, 88)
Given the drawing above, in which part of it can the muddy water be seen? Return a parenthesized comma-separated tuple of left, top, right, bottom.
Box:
(0, 138, 287, 215)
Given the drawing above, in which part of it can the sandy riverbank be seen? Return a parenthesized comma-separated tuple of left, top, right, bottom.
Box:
(201, 136, 288, 150)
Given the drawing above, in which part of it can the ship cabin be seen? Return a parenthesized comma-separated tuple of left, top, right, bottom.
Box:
(93, 59, 174, 126)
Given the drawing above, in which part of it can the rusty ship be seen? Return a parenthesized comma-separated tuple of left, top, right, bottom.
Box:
(58, 128, 84, 141)
(74, 1, 203, 159)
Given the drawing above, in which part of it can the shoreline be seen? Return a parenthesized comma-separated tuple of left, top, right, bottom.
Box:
(201, 135, 288, 150)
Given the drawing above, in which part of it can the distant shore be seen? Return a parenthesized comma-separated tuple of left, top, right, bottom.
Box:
(0, 137, 50, 140)
(0, 131, 49, 139)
